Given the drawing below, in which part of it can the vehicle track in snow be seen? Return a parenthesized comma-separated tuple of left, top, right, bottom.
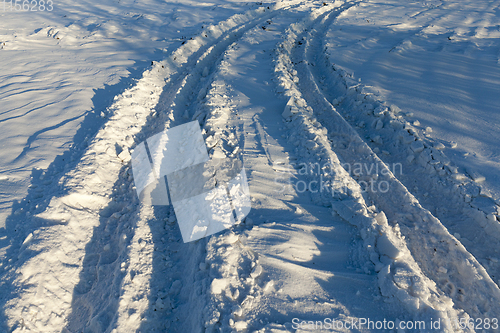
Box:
(282, 2, 500, 321)
(116, 0, 465, 330)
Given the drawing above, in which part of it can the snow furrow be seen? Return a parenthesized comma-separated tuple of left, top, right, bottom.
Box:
(274, 0, 500, 328)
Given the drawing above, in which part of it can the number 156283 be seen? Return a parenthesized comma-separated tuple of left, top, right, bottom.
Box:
(2, 0, 53, 11)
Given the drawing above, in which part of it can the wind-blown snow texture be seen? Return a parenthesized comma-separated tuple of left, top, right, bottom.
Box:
(1, 0, 500, 332)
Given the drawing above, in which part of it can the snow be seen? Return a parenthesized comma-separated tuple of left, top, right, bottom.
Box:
(325, 0, 500, 202)
(1, 0, 500, 332)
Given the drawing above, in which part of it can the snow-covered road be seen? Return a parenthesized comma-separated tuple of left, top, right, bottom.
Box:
(1, 0, 500, 332)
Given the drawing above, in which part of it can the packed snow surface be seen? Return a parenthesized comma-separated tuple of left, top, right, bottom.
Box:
(1, 0, 500, 332)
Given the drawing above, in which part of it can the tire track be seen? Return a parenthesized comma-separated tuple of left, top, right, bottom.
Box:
(307, 6, 500, 319)
(275, 0, 500, 326)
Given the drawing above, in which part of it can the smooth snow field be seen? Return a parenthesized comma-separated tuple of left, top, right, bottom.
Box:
(1, 0, 500, 332)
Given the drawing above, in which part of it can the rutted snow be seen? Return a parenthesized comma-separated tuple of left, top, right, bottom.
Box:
(0, 0, 500, 332)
